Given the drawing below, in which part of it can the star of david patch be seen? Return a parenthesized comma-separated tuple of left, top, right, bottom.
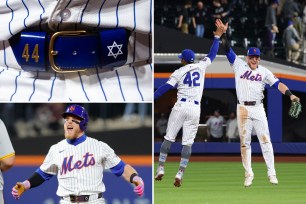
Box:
(107, 41, 123, 59)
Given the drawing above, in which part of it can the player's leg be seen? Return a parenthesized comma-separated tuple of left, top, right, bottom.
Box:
(0, 190, 4, 204)
(155, 106, 184, 181)
(237, 105, 254, 186)
(252, 105, 277, 184)
(173, 106, 200, 187)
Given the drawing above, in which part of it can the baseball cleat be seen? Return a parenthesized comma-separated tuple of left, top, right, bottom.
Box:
(244, 175, 254, 187)
(155, 165, 164, 181)
(174, 170, 183, 187)
(269, 175, 278, 185)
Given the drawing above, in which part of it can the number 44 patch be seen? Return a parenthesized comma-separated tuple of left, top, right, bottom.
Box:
(22, 44, 39, 63)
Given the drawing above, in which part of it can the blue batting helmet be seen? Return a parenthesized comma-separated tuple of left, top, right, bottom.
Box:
(62, 104, 89, 131)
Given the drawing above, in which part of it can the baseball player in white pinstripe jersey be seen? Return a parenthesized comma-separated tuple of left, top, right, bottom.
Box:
(218, 19, 300, 187)
(0, 119, 15, 204)
(0, 0, 152, 102)
(11, 104, 144, 203)
(154, 20, 227, 187)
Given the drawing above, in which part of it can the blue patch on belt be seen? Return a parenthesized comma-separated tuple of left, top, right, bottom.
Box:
(10, 29, 128, 72)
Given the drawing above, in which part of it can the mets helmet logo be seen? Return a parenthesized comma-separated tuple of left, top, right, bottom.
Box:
(69, 106, 75, 112)
(253, 49, 257, 53)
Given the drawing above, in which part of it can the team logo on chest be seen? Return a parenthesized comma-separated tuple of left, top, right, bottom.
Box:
(61, 152, 95, 175)
(240, 71, 262, 81)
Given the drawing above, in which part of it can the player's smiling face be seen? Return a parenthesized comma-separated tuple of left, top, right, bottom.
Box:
(246, 55, 260, 70)
(64, 115, 83, 139)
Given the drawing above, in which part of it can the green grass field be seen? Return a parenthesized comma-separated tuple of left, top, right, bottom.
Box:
(154, 162, 306, 204)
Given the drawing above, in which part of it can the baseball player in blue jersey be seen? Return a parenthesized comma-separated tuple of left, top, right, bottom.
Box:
(154, 20, 228, 187)
(0, 0, 152, 102)
(0, 119, 15, 204)
(11, 104, 144, 203)
(218, 19, 300, 187)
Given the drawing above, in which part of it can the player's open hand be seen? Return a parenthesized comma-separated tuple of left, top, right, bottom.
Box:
(11, 180, 30, 199)
(132, 176, 144, 197)
(214, 19, 228, 37)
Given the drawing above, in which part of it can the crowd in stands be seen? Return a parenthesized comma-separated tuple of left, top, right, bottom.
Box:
(155, 0, 306, 64)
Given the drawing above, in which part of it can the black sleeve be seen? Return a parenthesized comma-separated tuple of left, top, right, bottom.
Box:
(220, 33, 231, 53)
(27, 172, 46, 188)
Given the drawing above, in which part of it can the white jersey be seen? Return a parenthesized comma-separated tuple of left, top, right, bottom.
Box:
(231, 57, 278, 102)
(0, 0, 152, 101)
(206, 116, 224, 138)
(39, 136, 121, 197)
(0, 119, 15, 191)
(167, 57, 211, 102)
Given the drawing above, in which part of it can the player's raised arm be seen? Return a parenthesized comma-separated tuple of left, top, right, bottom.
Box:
(206, 19, 228, 62)
(218, 20, 237, 64)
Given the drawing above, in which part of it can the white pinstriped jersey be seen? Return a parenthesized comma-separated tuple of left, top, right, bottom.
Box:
(206, 116, 224, 138)
(0, 119, 15, 190)
(0, 0, 152, 101)
(231, 57, 279, 102)
(167, 57, 211, 102)
(39, 136, 121, 197)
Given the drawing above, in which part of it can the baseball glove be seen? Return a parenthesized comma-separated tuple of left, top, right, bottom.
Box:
(289, 100, 302, 118)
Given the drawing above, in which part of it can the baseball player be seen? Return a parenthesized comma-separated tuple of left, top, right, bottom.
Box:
(218, 19, 300, 187)
(0, 0, 152, 102)
(154, 19, 228, 187)
(0, 119, 15, 204)
(11, 104, 144, 203)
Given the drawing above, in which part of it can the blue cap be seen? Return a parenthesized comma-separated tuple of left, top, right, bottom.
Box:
(272, 0, 279, 4)
(178, 49, 195, 63)
(247, 47, 260, 56)
(287, 20, 293, 26)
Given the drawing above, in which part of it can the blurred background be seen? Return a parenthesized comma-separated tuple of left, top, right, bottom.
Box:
(3, 103, 152, 204)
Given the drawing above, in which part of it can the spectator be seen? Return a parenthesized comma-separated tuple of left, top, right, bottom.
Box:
(206, 110, 225, 142)
(281, 0, 300, 27)
(282, 20, 302, 63)
(177, 0, 195, 34)
(210, 0, 230, 23)
(226, 112, 239, 142)
(265, 0, 279, 57)
(156, 113, 168, 137)
(194, 1, 207, 38)
(292, 12, 303, 38)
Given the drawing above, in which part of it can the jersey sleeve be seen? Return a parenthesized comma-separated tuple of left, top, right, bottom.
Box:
(167, 70, 181, 87)
(0, 119, 15, 160)
(198, 57, 212, 69)
(100, 142, 121, 169)
(39, 145, 58, 175)
(263, 68, 279, 86)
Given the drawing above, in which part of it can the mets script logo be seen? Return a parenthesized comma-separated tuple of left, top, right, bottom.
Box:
(60, 152, 95, 175)
(240, 71, 262, 81)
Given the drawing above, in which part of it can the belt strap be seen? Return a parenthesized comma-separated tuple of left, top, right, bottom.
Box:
(10, 29, 128, 73)
(238, 100, 263, 106)
(61, 193, 103, 203)
(180, 98, 199, 105)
